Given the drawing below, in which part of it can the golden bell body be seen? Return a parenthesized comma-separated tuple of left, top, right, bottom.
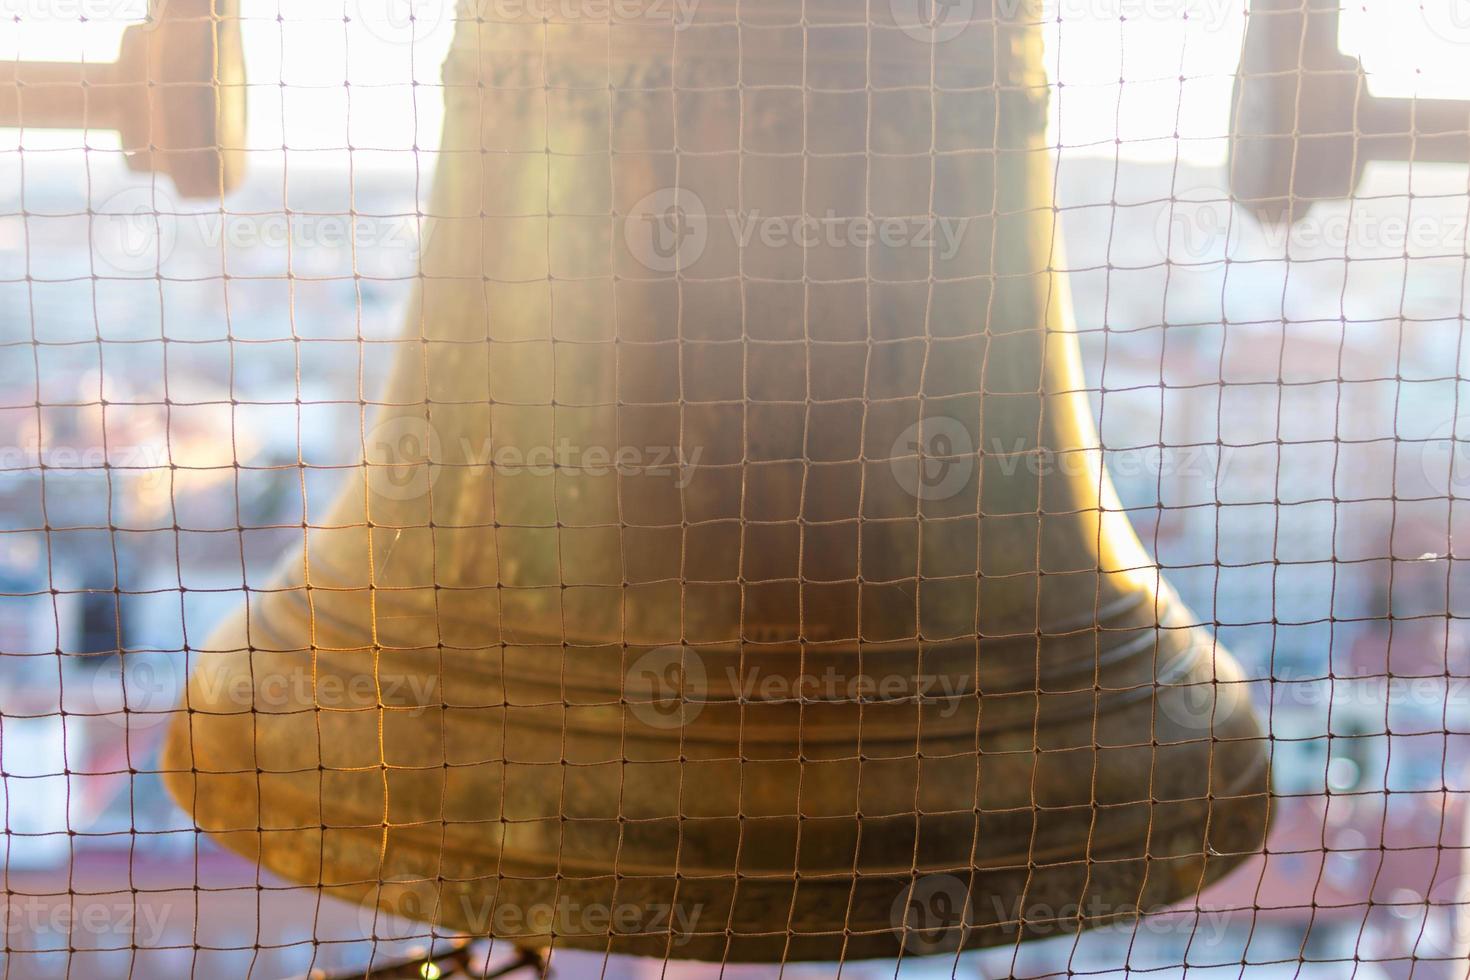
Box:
(163, 0, 1270, 962)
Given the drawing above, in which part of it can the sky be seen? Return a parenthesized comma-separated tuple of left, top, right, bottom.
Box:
(0, 0, 1467, 167)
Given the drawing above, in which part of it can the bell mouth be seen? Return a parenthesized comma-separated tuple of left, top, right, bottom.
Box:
(162, 732, 1268, 963)
(161, 594, 1271, 962)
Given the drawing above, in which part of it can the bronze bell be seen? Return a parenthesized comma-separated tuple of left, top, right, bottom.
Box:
(162, 0, 1271, 962)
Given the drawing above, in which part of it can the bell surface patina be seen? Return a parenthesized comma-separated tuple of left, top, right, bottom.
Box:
(163, 0, 1271, 961)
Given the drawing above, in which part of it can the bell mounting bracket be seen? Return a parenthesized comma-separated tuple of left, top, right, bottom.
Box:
(1229, 0, 1470, 226)
(0, 0, 246, 198)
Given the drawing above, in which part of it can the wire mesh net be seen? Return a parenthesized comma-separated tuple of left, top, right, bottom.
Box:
(0, 0, 1468, 977)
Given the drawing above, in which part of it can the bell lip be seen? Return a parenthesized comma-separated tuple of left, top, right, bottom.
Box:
(166, 763, 1271, 963)
(159, 736, 1270, 882)
(158, 612, 1273, 962)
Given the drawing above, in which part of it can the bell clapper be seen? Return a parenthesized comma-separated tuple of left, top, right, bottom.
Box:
(304, 939, 546, 979)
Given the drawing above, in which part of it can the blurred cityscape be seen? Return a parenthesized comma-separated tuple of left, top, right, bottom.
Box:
(1, 146, 1468, 978)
